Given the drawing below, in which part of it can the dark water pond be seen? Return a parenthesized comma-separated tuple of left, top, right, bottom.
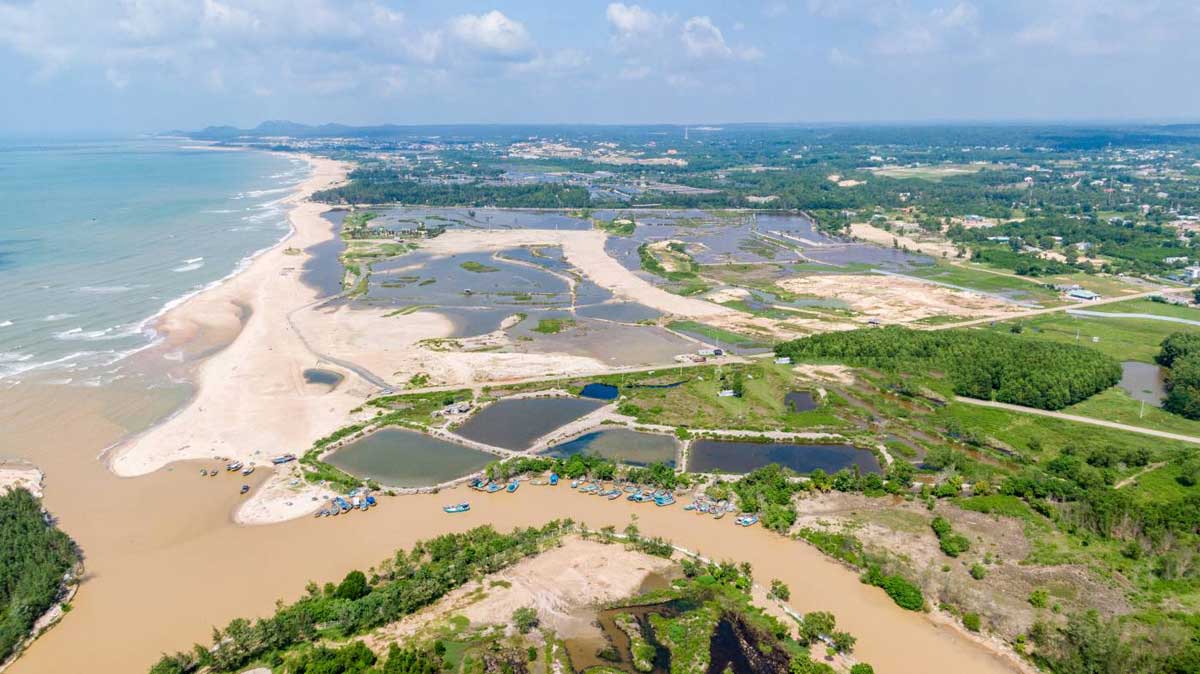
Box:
(1119, 361, 1166, 406)
(325, 429, 494, 487)
(454, 397, 605, 450)
(580, 383, 619, 400)
(688, 440, 881, 475)
(303, 368, 344, 388)
(784, 390, 817, 412)
(541, 428, 678, 467)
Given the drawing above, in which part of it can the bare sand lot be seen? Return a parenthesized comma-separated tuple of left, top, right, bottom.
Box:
(0, 463, 43, 498)
(777, 273, 1023, 324)
(850, 222, 961, 259)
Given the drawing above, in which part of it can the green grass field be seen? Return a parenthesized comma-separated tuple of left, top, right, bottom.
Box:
(906, 262, 1061, 304)
(1065, 387, 1200, 439)
(1086, 297, 1200, 321)
(619, 361, 848, 431)
(986, 312, 1200, 363)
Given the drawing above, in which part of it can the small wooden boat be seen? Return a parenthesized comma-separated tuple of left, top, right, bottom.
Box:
(443, 502, 471, 514)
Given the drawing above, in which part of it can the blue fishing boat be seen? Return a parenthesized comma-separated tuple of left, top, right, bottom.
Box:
(549, 473, 559, 486)
(654, 493, 675, 507)
(486, 481, 502, 493)
(507, 479, 519, 493)
(365, 495, 377, 507)
(443, 502, 471, 514)
(683, 503, 696, 511)
(736, 515, 759, 527)
(271, 454, 297, 465)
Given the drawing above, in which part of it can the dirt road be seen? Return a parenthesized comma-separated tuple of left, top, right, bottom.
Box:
(955, 397, 1200, 445)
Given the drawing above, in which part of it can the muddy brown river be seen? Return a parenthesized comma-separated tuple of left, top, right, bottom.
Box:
(0, 378, 1019, 674)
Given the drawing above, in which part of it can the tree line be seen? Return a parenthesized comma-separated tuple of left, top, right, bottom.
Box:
(775, 327, 1121, 410)
(0, 488, 80, 664)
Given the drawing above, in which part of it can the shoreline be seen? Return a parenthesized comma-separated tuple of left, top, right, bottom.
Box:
(105, 153, 358, 524)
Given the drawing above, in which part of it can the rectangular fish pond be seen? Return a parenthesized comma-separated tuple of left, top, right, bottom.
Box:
(540, 428, 679, 467)
(453, 397, 606, 450)
(687, 439, 881, 475)
(324, 429, 495, 487)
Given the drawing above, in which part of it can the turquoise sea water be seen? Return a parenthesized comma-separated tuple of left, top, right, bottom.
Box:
(0, 140, 306, 383)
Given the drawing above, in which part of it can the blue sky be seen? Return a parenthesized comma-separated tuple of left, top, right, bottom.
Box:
(2, 1, 1198, 134)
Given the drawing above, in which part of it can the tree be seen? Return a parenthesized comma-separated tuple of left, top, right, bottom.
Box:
(512, 606, 539, 634)
(831, 630, 857, 653)
(797, 611, 837, 645)
(769, 579, 791, 602)
(334, 570, 370, 601)
(849, 665, 875, 674)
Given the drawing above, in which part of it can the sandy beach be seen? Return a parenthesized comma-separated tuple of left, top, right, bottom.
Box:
(107, 155, 369, 522)
(0, 463, 43, 498)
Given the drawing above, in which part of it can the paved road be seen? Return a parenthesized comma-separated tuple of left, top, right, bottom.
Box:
(927, 287, 1192, 330)
(1066, 309, 1200, 327)
(955, 397, 1200, 445)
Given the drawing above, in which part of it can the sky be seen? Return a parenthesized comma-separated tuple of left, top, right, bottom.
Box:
(2, 0, 1199, 135)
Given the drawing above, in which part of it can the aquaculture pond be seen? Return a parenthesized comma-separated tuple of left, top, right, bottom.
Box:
(453, 397, 605, 450)
(325, 429, 494, 487)
(1120, 361, 1166, 406)
(541, 428, 678, 467)
(687, 440, 881, 475)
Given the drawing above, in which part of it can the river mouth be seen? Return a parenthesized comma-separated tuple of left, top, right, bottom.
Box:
(454, 398, 605, 450)
(687, 439, 881, 475)
(541, 428, 680, 467)
(324, 429, 494, 487)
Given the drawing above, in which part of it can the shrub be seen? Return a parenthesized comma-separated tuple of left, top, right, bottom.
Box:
(1028, 589, 1048, 608)
(849, 665, 875, 674)
(963, 612, 982, 632)
(969, 564, 987, 580)
(512, 606, 539, 634)
(769, 579, 791, 601)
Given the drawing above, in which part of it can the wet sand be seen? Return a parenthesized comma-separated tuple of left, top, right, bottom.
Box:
(3, 374, 1020, 674)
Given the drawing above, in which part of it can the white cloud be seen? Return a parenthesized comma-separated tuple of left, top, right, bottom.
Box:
(448, 10, 534, 59)
(606, 3, 669, 38)
(681, 16, 762, 61)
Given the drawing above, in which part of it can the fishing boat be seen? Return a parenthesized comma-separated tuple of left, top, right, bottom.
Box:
(240, 485, 250, 495)
(226, 460, 243, 472)
(443, 502, 471, 514)
(654, 493, 675, 507)
(365, 495, 377, 507)
(507, 479, 519, 493)
(549, 473, 560, 486)
(712, 509, 726, 520)
(570, 479, 580, 489)
(241, 465, 255, 476)
(271, 454, 297, 465)
(580, 483, 599, 494)
(623, 485, 638, 493)
(200, 468, 208, 476)
(683, 503, 696, 511)
(606, 490, 621, 500)
(628, 492, 652, 503)
(735, 515, 759, 527)
(486, 482, 502, 493)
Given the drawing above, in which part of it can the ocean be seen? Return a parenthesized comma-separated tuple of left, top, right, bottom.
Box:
(0, 140, 307, 384)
